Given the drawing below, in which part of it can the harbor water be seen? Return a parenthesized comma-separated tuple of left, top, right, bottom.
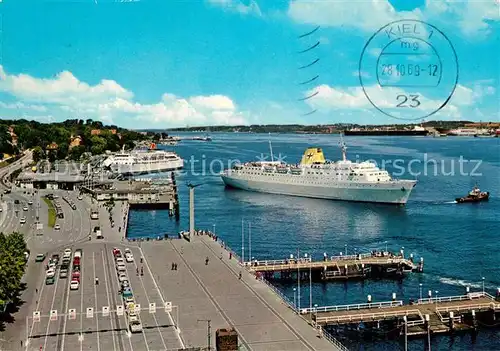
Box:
(126, 133, 500, 350)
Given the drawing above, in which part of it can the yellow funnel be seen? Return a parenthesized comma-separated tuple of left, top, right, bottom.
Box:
(300, 147, 326, 165)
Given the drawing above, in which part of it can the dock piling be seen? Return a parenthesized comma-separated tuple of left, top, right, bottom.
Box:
(449, 312, 455, 331)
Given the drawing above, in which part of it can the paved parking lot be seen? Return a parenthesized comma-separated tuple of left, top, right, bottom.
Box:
(25, 242, 183, 351)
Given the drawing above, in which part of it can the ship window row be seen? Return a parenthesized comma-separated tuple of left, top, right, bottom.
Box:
(241, 176, 387, 188)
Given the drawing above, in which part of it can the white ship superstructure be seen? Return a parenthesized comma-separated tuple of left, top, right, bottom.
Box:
(448, 128, 488, 136)
(103, 144, 183, 175)
(220, 137, 417, 205)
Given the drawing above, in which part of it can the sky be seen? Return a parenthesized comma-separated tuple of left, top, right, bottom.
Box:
(0, 0, 499, 129)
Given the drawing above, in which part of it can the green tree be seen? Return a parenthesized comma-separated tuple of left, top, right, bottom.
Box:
(90, 135, 107, 155)
(0, 125, 14, 155)
(0, 232, 27, 308)
(57, 142, 69, 160)
(47, 150, 57, 163)
(68, 145, 86, 160)
(32, 146, 44, 163)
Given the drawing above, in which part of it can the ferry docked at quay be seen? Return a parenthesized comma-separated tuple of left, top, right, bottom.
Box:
(103, 143, 183, 175)
(220, 137, 417, 205)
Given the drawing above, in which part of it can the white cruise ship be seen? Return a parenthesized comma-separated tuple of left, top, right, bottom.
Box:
(220, 138, 417, 205)
(102, 144, 183, 175)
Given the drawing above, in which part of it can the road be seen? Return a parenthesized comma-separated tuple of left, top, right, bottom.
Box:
(0, 154, 343, 351)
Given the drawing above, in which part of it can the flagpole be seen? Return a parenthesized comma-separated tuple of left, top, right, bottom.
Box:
(241, 219, 245, 264)
(248, 222, 252, 263)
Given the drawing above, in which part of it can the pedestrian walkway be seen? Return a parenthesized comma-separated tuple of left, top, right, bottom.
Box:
(139, 234, 346, 351)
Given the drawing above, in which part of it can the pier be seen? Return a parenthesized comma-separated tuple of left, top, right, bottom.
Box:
(302, 292, 500, 338)
(83, 172, 180, 217)
(247, 251, 423, 281)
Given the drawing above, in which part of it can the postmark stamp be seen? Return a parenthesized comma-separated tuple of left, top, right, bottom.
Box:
(359, 20, 458, 120)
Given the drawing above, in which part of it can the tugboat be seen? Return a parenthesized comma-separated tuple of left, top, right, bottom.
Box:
(455, 186, 489, 203)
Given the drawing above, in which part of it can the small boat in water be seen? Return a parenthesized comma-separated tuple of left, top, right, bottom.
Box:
(455, 186, 489, 203)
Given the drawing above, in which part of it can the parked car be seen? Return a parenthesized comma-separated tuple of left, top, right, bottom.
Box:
(123, 296, 134, 305)
(23, 206, 28, 211)
(63, 248, 72, 258)
(116, 264, 126, 272)
(54, 224, 60, 230)
(45, 276, 55, 285)
(35, 253, 46, 262)
(129, 319, 143, 333)
(20, 217, 26, 224)
(118, 273, 128, 282)
(59, 269, 68, 278)
(70, 280, 79, 290)
(125, 253, 134, 263)
(46, 269, 55, 278)
(51, 254, 60, 264)
(71, 272, 81, 282)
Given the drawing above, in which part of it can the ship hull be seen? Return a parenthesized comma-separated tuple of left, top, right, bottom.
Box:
(111, 159, 184, 176)
(344, 130, 429, 136)
(221, 174, 416, 204)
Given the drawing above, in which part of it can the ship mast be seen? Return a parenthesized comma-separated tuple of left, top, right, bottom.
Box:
(339, 133, 347, 161)
(268, 132, 274, 162)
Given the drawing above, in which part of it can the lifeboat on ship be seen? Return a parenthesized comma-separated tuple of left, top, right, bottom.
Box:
(276, 165, 288, 173)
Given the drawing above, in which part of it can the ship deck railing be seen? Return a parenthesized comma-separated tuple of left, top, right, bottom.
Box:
(299, 300, 403, 314)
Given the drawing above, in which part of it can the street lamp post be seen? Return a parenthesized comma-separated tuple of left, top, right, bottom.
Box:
(419, 283, 423, 301)
(293, 288, 297, 309)
(344, 244, 347, 256)
(435, 290, 439, 307)
(306, 253, 312, 312)
(482, 277, 485, 293)
(197, 319, 212, 351)
(313, 303, 318, 326)
(385, 241, 388, 253)
(297, 249, 301, 311)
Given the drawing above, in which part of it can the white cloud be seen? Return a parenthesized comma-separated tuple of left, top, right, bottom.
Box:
(304, 83, 464, 118)
(207, 0, 262, 16)
(0, 66, 133, 105)
(369, 48, 382, 58)
(0, 101, 47, 112)
(425, 0, 500, 36)
(0, 65, 249, 127)
(288, 0, 421, 32)
(189, 95, 236, 110)
(353, 71, 371, 79)
(287, 0, 499, 37)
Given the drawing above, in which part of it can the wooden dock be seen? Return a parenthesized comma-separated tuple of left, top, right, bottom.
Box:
(246, 251, 423, 281)
(301, 292, 500, 337)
